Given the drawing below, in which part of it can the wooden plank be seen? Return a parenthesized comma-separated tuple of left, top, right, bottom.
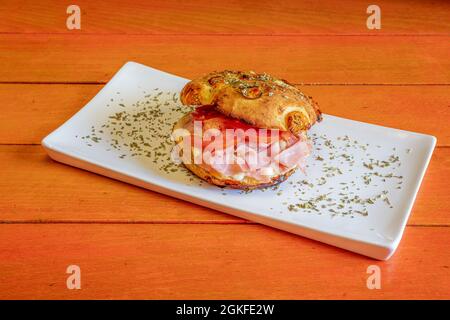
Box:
(0, 145, 236, 223)
(0, 0, 449, 34)
(0, 224, 448, 299)
(0, 145, 448, 225)
(1, 84, 449, 145)
(0, 35, 449, 84)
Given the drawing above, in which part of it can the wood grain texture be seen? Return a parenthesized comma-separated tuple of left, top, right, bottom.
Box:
(1, 84, 449, 145)
(0, 0, 449, 34)
(0, 145, 447, 225)
(0, 35, 449, 84)
(0, 145, 234, 223)
(0, 224, 448, 299)
(1, 0, 449, 300)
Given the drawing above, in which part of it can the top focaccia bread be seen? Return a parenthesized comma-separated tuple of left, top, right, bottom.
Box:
(180, 70, 322, 134)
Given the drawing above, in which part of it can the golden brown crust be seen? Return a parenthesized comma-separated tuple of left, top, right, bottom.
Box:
(173, 112, 193, 133)
(172, 113, 297, 190)
(180, 70, 322, 135)
(184, 162, 296, 190)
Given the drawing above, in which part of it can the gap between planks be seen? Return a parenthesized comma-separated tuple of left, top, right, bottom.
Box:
(0, 220, 448, 227)
(1, 82, 450, 85)
(0, 32, 449, 37)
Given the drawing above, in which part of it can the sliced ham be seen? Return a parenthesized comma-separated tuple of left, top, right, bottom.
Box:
(276, 140, 311, 168)
(180, 106, 312, 182)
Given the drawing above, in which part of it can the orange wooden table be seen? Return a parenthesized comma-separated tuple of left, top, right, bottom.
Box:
(0, 0, 449, 299)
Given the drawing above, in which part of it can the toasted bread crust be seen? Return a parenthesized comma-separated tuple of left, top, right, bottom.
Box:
(172, 112, 297, 190)
(184, 161, 296, 190)
(180, 70, 322, 135)
(173, 112, 193, 133)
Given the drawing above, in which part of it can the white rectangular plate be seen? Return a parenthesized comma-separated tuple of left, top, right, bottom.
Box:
(42, 62, 436, 260)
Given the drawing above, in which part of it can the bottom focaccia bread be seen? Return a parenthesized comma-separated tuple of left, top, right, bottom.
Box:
(172, 106, 312, 190)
